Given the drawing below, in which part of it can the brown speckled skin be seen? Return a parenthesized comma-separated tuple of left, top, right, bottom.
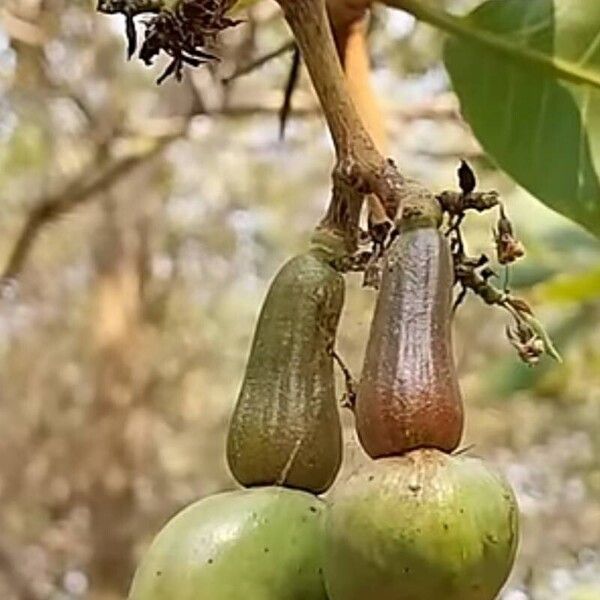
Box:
(356, 227, 463, 458)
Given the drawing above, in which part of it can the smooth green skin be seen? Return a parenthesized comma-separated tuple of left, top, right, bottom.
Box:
(324, 449, 519, 600)
(129, 487, 329, 600)
(227, 251, 344, 494)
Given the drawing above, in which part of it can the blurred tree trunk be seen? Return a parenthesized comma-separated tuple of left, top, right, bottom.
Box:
(85, 181, 157, 595)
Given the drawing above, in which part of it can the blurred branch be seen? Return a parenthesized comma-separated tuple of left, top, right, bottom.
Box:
(417, 147, 483, 159)
(0, 89, 460, 283)
(126, 100, 461, 133)
(0, 7, 48, 46)
(217, 102, 460, 120)
(1, 138, 175, 282)
(223, 39, 296, 83)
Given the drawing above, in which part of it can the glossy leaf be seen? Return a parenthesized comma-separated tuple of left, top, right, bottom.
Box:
(444, 0, 600, 237)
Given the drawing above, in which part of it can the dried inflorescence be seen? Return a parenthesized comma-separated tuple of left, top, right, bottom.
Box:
(329, 159, 554, 367)
(437, 161, 560, 366)
(494, 205, 525, 265)
(506, 322, 545, 365)
(97, 0, 241, 83)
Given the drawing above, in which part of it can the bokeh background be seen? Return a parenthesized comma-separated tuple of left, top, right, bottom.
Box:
(0, 1, 599, 599)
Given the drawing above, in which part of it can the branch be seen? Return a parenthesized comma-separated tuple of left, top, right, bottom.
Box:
(0, 7, 48, 45)
(207, 101, 460, 121)
(1, 89, 460, 285)
(276, 0, 439, 253)
(278, 0, 375, 159)
(1, 137, 173, 282)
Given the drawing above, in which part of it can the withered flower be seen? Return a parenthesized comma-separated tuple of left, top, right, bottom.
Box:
(506, 323, 545, 366)
(98, 0, 242, 83)
(494, 206, 525, 264)
(97, 1, 163, 58)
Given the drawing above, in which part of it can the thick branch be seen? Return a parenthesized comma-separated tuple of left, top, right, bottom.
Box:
(276, 0, 439, 250)
(278, 0, 376, 160)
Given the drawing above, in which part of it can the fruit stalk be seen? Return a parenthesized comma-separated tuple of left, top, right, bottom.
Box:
(276, 0, 435, 250)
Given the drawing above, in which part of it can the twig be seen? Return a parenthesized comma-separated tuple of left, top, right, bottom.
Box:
(454, 256, 561, 364)
(129, 102, 462, 123)
(330, 347, 357, 410)
(438, 190, 499, 216)
(223, 39, 296, 82)
(279, 46, 301, 139)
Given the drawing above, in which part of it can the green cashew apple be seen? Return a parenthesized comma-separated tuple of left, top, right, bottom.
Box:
(324, 449, 519, 600)
(129, 487, 328, 600)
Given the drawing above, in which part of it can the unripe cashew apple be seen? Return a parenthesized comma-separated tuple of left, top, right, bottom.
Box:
(129, 487, 328, 600)
(324, 449, 520, 600)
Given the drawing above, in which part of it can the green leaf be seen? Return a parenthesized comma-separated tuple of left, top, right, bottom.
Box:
(442, 0, 600, 237)
(533, 266, 600, 304)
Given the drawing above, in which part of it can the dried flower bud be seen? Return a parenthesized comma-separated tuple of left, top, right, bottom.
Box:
(506, 323, 544, 366)
(457, 160, 477, 196)
(494, 207, 525, 264)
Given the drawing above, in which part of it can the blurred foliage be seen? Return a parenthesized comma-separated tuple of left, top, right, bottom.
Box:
(0, 1, 598, 599)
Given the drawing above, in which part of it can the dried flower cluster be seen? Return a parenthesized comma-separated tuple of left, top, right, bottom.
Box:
(97, 0, 241, 83)
(339, 159, 559, 367)
(441, 162, 560, 365)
